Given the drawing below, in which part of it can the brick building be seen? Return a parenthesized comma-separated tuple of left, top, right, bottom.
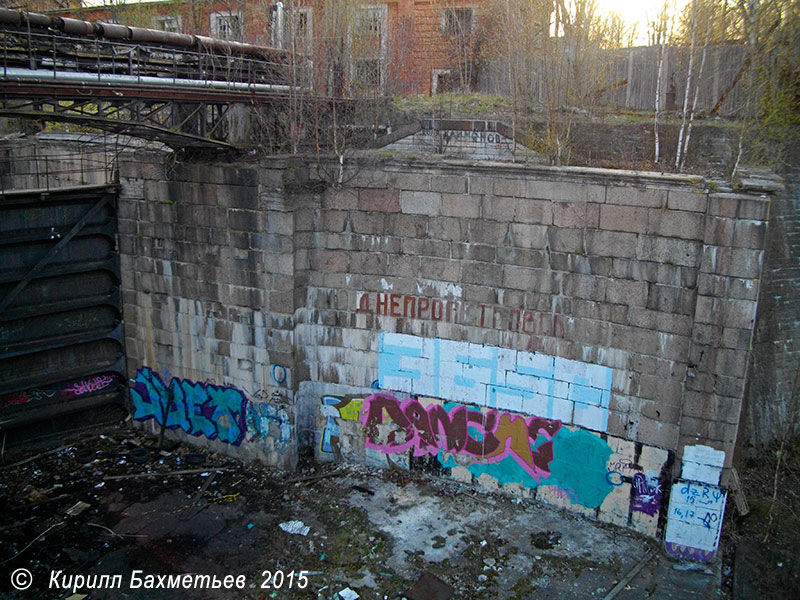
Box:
(58, 0, 485, 96)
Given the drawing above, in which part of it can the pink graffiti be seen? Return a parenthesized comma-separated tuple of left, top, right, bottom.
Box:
(65, 375, 114, 396)
(551, 487, 579, 502)
(360, 393, 562, 482)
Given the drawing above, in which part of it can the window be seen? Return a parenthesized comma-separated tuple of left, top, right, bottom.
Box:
(351, 5, 386, 92)
(154, 15, 181, 33)
(211, 11, 243, 41)
(432, 69, 456, 95)
(290, 7, 312, 53)
(357, 7, 384, 37)
(269, 5, 312, 52)
(354, 58, 382, 89)
(441, 7, 473, 36)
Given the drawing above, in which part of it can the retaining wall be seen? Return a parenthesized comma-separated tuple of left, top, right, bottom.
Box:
(115, 150, 776, 552)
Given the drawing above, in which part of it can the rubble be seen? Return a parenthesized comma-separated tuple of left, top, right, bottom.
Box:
(0, 425, 721, 599)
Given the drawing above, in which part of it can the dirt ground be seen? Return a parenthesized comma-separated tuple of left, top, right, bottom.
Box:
(0, 423, 728, 600)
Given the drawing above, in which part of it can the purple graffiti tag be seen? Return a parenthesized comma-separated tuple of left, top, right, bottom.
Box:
(65, 374, 114, 396)
(664, 542, 716, 563)
(631, 472, 663, 516)
(360, 393, 561, 483)
(0, 374, 117, 409)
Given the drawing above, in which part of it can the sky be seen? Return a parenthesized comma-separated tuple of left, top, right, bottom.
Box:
(593, 0, 688, 45)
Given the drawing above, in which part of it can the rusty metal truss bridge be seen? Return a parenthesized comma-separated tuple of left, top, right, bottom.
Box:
(0, 8, 304, 150)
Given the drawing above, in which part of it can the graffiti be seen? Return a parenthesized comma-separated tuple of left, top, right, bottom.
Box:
(361, 393, 561, 482)
(358, 293, 565, 340)
(631, 472, 663, 516)
(66, 375, 114, 396)
(247, 402, 291, 444)
(320, 395, 343, 454)
(420, 127, 508, 146)
(606, 471, 624, 486)
(378, 332, 613, 431)
(320, 396, 363, 454)
(0, 389, 55, 408)
(663, 543, 716, 563)
(271, 364, 288, 387)
(551, 487, 579, 502)
(130, 367, 248, 446)
(0, 374, 117, 409)
(608, 457, 637, 472)
(664, 480, 727, 562)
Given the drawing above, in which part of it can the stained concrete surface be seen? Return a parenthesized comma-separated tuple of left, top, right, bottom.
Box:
(0, 429, 720, 599)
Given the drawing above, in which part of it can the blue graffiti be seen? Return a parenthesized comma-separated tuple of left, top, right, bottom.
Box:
(271, 364, 288, 386)
(247, 402, 292, 444)
(378, 332, 613, 431)
(320, 395, 343, 453)
(439, 409, 614, 509)
(130, 367, 248, 446)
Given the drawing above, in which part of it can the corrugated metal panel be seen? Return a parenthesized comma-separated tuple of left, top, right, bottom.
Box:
(0, 184, 125, 430)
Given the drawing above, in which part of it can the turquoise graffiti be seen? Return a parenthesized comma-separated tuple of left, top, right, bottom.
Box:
(247, 402, 292, 445)
(437, 404, 614, 508)
(130, 367, 248, 446)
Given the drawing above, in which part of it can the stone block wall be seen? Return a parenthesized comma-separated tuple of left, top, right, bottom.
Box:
(113, 151, 777, 548)
(117, 151, 298, 468)
(291, 158, 771, 545)
(742, 175, 800, 448)
(384, 120, 541, 161)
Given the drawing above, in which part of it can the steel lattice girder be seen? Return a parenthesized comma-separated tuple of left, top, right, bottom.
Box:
(0, 81, 289, 148)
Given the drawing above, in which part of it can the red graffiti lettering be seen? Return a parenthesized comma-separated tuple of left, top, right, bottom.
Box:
(389, 294, 401, 317)
(356, 292, 567, 339)
(403, 295, 416, 317)
(376, 293, 388, 315)
(357, 293, 372, 313)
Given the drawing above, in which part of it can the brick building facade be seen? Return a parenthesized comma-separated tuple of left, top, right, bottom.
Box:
(59, 0, 485, 96)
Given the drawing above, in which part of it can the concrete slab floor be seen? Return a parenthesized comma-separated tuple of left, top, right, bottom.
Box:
(0, 429, 721, 600)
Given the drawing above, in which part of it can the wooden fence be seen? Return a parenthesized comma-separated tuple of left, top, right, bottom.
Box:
(477, 43, 750, 117)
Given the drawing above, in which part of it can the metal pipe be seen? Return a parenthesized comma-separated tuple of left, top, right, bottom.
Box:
(1, 67, 296, 94)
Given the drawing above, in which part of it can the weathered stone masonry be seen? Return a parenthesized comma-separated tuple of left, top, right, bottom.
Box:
(116, 149, 776, 553)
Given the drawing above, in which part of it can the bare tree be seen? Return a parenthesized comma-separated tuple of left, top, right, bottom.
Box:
(650, 0, 672, 164)
(677, 0, 713, 170)
(675, 0, 697, 169)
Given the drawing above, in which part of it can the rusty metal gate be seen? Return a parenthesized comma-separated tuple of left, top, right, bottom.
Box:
(0, 184, 125, 433)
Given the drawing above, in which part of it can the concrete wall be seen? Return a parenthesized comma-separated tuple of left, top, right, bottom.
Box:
(114, 150, 777, 549)
(384, 120, 541, 162)
(742, 174, 800, 449)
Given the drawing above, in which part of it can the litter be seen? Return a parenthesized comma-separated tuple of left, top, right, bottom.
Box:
(278, 520, 310, 536)
(338, 587, 359, 600)
(64, 501, 90, 516)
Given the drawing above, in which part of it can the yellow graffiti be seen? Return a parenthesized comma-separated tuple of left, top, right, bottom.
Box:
(484, 413, 538, 474)
(338, 399, 364, 421)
